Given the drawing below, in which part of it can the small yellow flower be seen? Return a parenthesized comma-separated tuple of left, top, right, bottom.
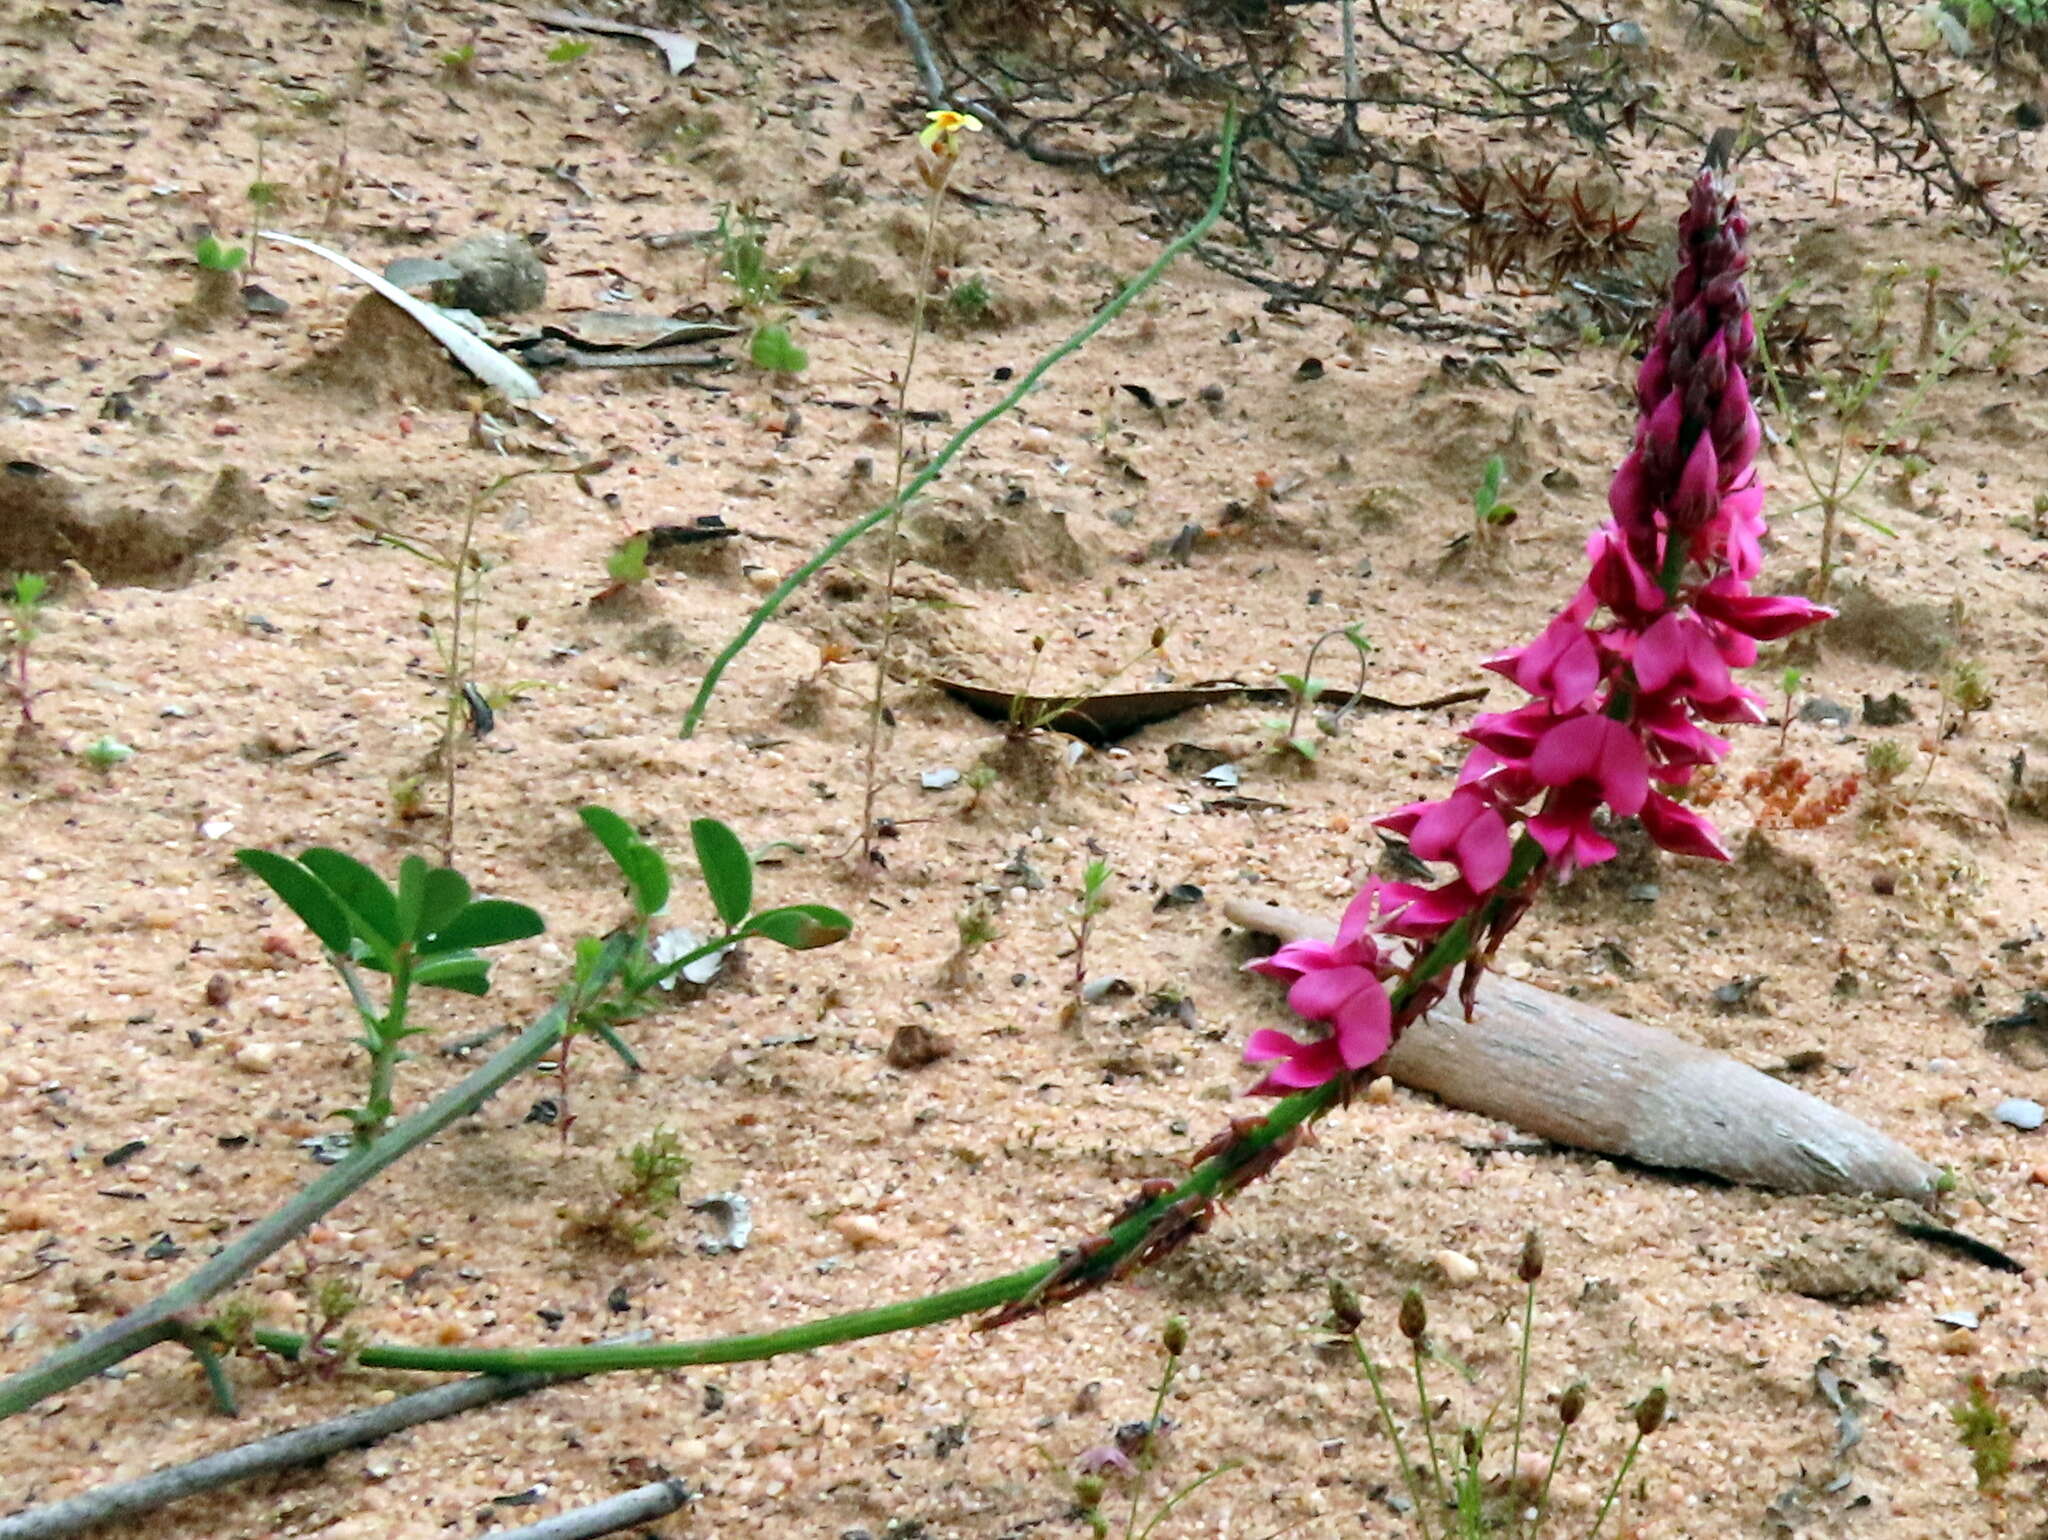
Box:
(918, 109, 981, 155)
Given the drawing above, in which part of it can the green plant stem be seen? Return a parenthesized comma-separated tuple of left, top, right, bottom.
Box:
(1129, 1350, 1182, 1539)
(359, 954, 414, 1139)
(1529, 1420, 1572, 1540)
(1412, 1338, 1448, 1515)
(1509, 1280, 1535, 1529)
(1353, 1339, 1435, 1540)
(1585, 1428, 1646, 1540)
(858, 154, 952, 867)
(679, 106, 1240, 738)
(6, 825, 1524, 1422)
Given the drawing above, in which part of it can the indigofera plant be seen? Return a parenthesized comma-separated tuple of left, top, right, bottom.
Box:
(1240, 161, 1829, 1095)
(235, 847, 546, 1140)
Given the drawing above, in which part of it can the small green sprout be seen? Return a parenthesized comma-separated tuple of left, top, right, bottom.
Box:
(1473, 453, 1518, 530)
(546, 37, 594, 64)
(195, 233, 247, 273)
(749, 324, 808, 376)
(81, 735, 134, 771)
(606, 534, 650, 586)
(947, 273, 994, 323)
(6, 571, 50, 725)
(1865, 738, 1911, 786)
(1952, 1376, 2015, 1493)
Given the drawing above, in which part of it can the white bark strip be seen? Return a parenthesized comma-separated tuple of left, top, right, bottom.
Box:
(1225, 899, 1938, 1199)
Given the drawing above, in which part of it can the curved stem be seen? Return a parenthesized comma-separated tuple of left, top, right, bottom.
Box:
(679, 106, 1241, 738)
(228, 853, 1546, 1387)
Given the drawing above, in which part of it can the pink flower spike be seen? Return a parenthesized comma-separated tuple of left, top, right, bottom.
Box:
(1405, 789, 1512, 891)
(1638, 790, 1730, 861)
(1529, 713, 1650, 817)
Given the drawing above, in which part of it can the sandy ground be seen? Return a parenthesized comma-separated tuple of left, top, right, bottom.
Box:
(4, 1, 2048, 1536)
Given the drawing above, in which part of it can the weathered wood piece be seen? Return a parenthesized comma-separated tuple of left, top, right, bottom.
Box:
(1225, 899, 1938, 1199)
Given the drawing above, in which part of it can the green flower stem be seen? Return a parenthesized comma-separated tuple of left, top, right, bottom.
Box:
(1586, 1428, 1647, 1540)
(1411, 1339, 1448, 1513)
(1510, 1278, 1536, 1529)
(1353, 1339, 1435, 1540)
(1530, 1418, 1572, 1539)
(227, 846, 1549, 1389)
(679, 106, 1241, 739)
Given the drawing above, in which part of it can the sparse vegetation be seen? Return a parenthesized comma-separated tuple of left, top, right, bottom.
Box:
(5, 571, 49, 726)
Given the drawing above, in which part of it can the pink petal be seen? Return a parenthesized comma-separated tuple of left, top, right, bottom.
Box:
(1669, 431, 1719, 536)
(1288, 965, 1378, 1024)
(1638, 791, 1730, 861)
(1331, 981, 1393, 1068)
(1529, 715, 1649, 816)
(1244, 1026, 1312, 1066)
(1334, 882, 1392, 953)
(1411, 791, 1512, 891)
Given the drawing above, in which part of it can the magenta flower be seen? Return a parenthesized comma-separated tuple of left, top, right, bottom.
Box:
(1240, 160, 1831, 1098)
(1375, 788, 1513, 891)
(1243, 885, 1395, 1092)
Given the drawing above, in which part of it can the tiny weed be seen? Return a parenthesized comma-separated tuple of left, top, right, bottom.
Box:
(194, 233, 247, 273)
(546, 37, 593, 64)
(1865, 738, 1911, 786)
(80, 735, 133, 772)
(947, 273, 994, 323)
(1951, 1375, 2015, 1493)
(6, 571, 50, 726)
(437, 42, 478, 82)
(569, 1128, 691, 1252)
(1270, 623, 1374, 763)
(1060, 857, 1114, 1029)
(939, 901, 1000, 991)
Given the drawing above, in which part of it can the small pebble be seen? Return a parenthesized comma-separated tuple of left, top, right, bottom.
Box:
(832, 1213, 887, 1250)
(1939, 1327, 1978, 1356)
(1364, 1075, 1396, 1105)
(1996, 1098, 2045, 1130)
(1434, 1248, 1481, 1286)
(234, 1041, 278, 1073)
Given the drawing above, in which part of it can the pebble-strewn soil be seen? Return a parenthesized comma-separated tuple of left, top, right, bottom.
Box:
(3, 2, 2048, 1536)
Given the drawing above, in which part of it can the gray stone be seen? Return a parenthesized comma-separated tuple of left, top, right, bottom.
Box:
(1798, 697, 1852, 726)
(443, 232, 547, 316)
(1994, 1097, 2044, 1130)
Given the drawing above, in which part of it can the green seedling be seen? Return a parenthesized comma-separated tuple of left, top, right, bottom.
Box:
(591, 533, 650, 606)
(6, 571, 49, 725)
(1473, 452, 1517, 534)
(569, 1128, 690, 1252)
(1865, 737, 1910, 787)
(546, 37, 593, 64)
(1272, 623, 1374, 761)
(1777, 666, 1803, 755)
(939, 902, 999, 991)
(195, 233, 247, 273)
(557, 805, 853, 1125)
(1060, 858, 1114, 1028)
(80, 735, 133, 772)
(1952, 1375, 2015, 1494)
(716, 205, 807, 378)
(235, 847, 546, 1142)
(947, 273, 994, 324)
(438, 42, 478, 83)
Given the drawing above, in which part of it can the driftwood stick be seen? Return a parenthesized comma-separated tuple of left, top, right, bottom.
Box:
(1225, 899, 1938, 1199)
(0, 1369, 560, 1540)
(492, 1480, 691, 1540)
